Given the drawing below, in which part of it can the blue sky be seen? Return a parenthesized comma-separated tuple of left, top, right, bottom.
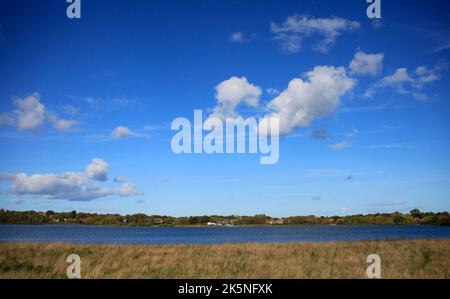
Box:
(0, 0, 449, 217)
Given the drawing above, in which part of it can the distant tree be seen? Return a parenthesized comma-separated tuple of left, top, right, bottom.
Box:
(410, 209, 422, 219)
(46, 210, 55, 216)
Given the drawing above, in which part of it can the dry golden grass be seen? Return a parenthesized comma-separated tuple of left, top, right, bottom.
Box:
(1, 239, 449, 279)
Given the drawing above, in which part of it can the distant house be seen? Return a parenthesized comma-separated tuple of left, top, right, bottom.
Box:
(207, 222, 219, 226)
(268, 218, 284, 225)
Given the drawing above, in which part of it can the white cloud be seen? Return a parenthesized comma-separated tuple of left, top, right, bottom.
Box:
(85, 158, 109, 182)
(114, 177, 141, 196)
(0, 159, 140, 201)
(111, 126, 133, 138)
(210, 76, 262, 119)
(271, 15, 360, 53)
(230, 32, 246, 43)
(349, 50, 384, 76)
(330, 141, 351, 150)
(0, 93, 78, 132)
(378, 68, 412, 87)
(10, 172, 104, 201)
(47, 113, 78, 131)
(263, 66, 355, 135)
(365, 62, 446, 99)
(13, 93, 46, 131)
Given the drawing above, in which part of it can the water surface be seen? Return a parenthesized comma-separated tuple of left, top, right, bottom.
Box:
(1, 224, 450, 244)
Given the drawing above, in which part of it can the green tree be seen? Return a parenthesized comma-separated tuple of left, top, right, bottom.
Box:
(410, 209, 422, 219)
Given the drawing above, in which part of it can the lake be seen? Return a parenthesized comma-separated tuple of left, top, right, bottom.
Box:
(1, 224, 450, 244)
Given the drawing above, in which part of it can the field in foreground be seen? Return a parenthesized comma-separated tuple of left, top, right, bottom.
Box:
(1, 239, 449, 279)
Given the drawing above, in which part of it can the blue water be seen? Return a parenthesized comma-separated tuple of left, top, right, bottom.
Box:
(1, 225, 450, 244)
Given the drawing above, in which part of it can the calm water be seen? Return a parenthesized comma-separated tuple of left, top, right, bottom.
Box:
(1, 225, 450, 244)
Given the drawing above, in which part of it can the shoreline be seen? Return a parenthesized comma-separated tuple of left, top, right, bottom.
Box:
(1, 236, 450, 245)
(2, 223, 448, 228)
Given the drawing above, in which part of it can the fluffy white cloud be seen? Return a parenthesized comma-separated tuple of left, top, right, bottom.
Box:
(230, 32, 245, 43)
(0, 93, 78, 132)
(0, 159, 140, 201)
(13, 93, 46, 131)
(10, 172, 109, 201)
(271, 15, 360, 53)
(210, 76, 262, 119)
(349, 51, 384, 76)
(85, 158, 109, 181)
(263, 66, 355, 135)
(114, 177, 140, 196)
(111, 126, 133, 138)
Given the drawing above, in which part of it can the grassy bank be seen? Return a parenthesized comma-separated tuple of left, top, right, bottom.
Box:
(1, 239, 449, 279)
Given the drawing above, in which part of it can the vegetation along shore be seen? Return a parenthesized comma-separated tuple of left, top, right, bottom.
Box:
(0, 239, 449, 278)
(1, 209, 449, 226)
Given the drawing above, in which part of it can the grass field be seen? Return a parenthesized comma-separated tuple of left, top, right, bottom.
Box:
(1, 239, 449, 279)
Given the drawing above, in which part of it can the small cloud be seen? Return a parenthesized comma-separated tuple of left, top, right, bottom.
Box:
(349, 50, 384, 77)
(62, 105, 80, 115)
(111, 126, 133, 139)
(85, 96, 131, 109)
(270, 15, 360, 53)
(114, 177, 141, 196)
(0, 93, 78, 132)
(266, 88, 280, 96)
(230, 32, 246, 43)
(311, 196, 321, 201)
(433, 42, 450, 53)
(330, 141, 350, 150)
(370, 200, 406, 207)
(47, 113, 78, 132)
(343, 128, 358, 138)
(365, 62, 447, 99)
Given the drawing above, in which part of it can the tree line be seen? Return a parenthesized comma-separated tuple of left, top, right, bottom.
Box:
(0, 209, 449, 226)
